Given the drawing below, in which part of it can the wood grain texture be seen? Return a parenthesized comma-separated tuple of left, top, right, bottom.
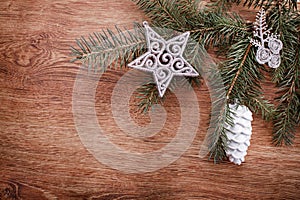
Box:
(0, 1, 300, 199)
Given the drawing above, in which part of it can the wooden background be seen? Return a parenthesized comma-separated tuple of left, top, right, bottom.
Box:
(0, 0, 300, 199)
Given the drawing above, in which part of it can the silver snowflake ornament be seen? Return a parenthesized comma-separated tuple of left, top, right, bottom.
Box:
(128, 21, 199, 97)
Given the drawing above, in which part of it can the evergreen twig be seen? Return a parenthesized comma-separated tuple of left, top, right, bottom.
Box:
(269, 4, 300, 145)
(71, 23, 146, 71)
(135, 83, 165, 113)
(226, 44, 252, 99)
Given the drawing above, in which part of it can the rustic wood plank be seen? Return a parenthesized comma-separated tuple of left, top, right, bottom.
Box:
(0, 1, 299, 199)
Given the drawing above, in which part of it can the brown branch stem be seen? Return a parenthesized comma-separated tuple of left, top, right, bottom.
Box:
(226, 43, 252, 99)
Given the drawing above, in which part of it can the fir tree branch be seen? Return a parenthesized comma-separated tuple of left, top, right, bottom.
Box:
(209, 0, 233, 11)
(132, 0, 196, 31)
(226, 43, 252, 99)
(273, 49, 299, 145)
(222, 39, 261, 101)
(133, 0, 250, 49)
(184, 41, 230, 163)
(207, 100, 231, 163)
(155, 0, 183, 27)
(135, 83, 165, 113)
(71, 24, 146, 71)
(239, 0, 274, 9)
(221, 38, 275, 120)
(192, 12, 250, 48)
(269, 5, 300, 145)
(245, 96, 275, 121)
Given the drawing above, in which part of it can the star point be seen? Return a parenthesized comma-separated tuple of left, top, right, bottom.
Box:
(128, 21, 199, 97)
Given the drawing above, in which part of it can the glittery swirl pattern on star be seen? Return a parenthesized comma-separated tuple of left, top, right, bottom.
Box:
(128, 21, 199, 97)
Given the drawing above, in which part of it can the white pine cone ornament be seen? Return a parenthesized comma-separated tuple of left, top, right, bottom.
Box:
(225, 103, 253, 165)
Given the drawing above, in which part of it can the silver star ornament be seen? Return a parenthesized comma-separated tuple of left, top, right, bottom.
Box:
(128, 21, 199, 97)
